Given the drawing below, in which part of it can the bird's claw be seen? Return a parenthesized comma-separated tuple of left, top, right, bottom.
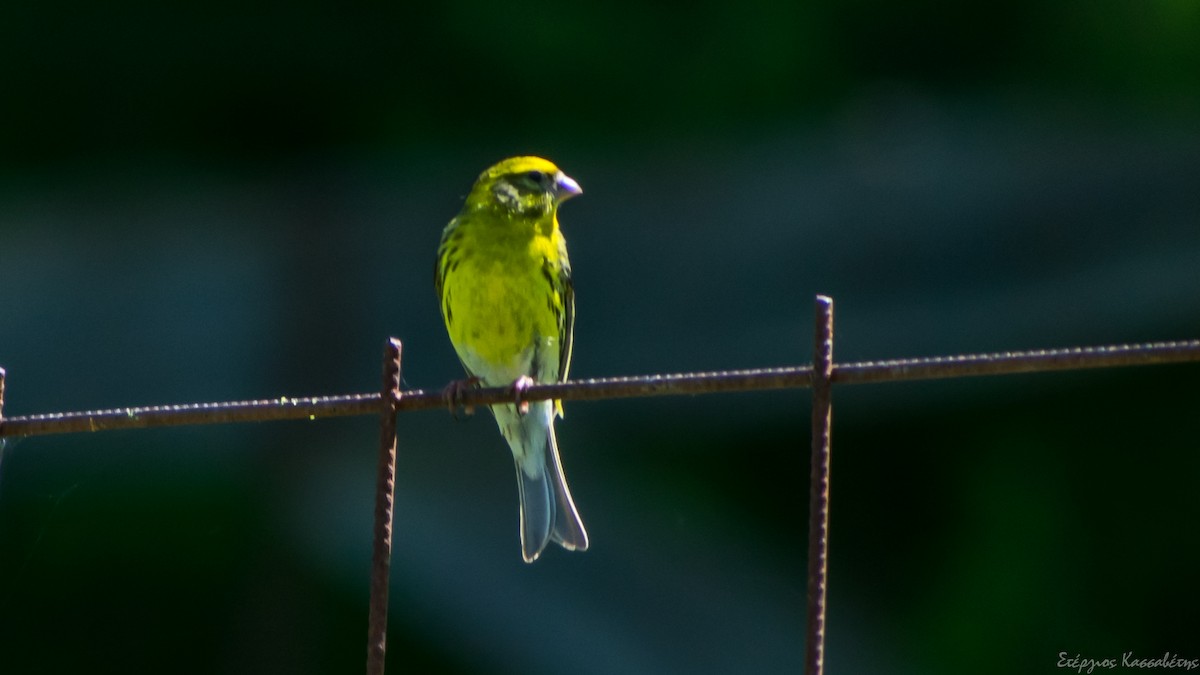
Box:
(441, 377, 481, 419)
(511, 375, 535, 416)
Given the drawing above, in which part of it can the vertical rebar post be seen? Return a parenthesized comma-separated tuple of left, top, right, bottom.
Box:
(806, 296, 833, 675)
(0, 366, 7, 443)
(1, 366, 7, 472)
(367, 339, 402, 675)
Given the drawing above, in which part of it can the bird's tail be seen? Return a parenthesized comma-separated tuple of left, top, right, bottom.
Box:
(500, 401, 589, 562)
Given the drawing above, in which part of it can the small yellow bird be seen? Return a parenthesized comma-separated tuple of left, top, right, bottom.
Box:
(435, 156, 589, 562)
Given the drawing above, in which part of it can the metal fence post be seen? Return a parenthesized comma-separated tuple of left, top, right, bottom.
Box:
(806, 296, 834, 675)
(367, 339, 402, 675)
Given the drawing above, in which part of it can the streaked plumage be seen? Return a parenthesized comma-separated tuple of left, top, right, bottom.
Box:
(435, 156, 589, 562)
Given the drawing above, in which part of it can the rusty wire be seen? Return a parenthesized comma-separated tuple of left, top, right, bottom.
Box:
(1, 340, 1198, 440)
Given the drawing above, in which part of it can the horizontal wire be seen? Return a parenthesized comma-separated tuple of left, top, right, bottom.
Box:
(833, 339, 1200, 384)
(1, 339, 1198, 439)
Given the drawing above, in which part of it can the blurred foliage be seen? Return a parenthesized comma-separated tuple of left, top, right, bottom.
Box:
(2, 0, 1197, 166)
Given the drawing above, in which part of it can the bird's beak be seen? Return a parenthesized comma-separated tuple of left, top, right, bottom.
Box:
(554, 172, 582, 201)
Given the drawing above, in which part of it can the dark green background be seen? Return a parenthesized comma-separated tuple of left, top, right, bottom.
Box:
(2, 1, 1199, 673)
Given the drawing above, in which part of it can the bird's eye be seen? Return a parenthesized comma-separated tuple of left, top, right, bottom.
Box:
(525, 170, 546, 185)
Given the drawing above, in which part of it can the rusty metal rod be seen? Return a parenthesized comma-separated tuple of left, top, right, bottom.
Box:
(0, 393, 382, 437)
(366, 339, 402, 675)
(2, 340, 1198, 439)
(832, 341, 1200, 384)
(0, 366, 6, 460)
(805, 297, 833, 675)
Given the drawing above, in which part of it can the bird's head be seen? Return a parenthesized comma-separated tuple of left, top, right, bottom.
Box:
(466, 156, 582, 219)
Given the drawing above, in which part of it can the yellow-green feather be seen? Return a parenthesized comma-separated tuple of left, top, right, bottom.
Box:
(435, 156, 587, 562)
(435, 157, 574, 414)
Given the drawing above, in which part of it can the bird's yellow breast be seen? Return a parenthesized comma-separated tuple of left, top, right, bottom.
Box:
(440, 218, 563, 383)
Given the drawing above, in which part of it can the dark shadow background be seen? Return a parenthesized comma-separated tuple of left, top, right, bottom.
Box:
(2, 2, 1199, 673)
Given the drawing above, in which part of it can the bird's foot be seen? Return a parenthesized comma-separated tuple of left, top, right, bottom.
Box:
(441, 377, 481, 419)
(511, 375, 535, 416)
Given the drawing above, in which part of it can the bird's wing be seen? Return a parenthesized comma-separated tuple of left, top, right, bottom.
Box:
(556, 251, 574, 385)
